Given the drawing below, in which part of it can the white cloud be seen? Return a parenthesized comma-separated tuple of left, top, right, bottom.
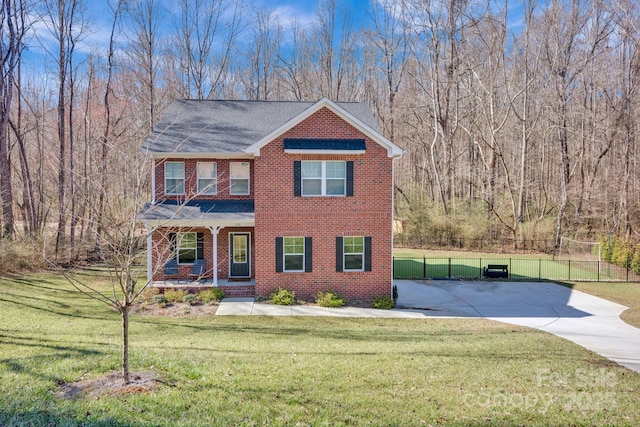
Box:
(271, 4, 316, 30)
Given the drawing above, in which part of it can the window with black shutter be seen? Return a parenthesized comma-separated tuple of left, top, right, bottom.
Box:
(337, 236, 372, 272)
(276, 236, 312, 272)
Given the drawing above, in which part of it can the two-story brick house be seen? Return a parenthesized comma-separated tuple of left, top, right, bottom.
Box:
(138, 98, 402, 301)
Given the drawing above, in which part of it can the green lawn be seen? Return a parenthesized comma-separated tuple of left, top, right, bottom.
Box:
(2, 270, 640, 426)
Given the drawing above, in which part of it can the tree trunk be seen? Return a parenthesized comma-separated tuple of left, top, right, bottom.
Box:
(0, 0, 22, 239)
(55, 0, 67, 257)
(121, 306, 130, 384)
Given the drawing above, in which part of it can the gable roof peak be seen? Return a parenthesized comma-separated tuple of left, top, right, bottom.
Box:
(245, 97, 402, 158)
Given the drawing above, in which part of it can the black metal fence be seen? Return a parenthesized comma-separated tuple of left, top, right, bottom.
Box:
(393, 256, 640, 282)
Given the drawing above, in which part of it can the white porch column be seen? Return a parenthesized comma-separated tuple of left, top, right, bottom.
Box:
(145, 223, 155, 283)
(208, 226, 223, 286)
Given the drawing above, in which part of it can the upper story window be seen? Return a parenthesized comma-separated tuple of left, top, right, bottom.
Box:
(165, 161, 185, 195)
(302, 161, 346, 196)
(197, 162, 217, 194)
(230, 162, 250, 195)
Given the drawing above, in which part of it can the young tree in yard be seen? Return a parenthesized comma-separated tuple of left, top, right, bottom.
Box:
(51, 145, 229, 384)
(48, 147, 152, 385)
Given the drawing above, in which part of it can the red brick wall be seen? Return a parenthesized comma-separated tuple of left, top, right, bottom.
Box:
(155, 158, 254, 201)
(253, 107, 393, 302)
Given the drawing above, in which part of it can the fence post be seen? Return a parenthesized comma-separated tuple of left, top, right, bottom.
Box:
(480, 258, 483, 278)
(568, 260, 571, 280)
(539, 258, 541, 280)
(448, 258, 452, 278)
(509, 258, 512, 278)
(597, 260, 600, 282)
(423, 255, 426, 279)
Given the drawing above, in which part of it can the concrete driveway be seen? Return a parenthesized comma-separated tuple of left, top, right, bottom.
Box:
(395, 279, 640, 373)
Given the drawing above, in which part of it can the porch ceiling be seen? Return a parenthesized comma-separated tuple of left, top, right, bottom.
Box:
(138, 199, 255, 228)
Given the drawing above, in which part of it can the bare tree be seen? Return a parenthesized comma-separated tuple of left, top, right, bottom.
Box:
(364, 0, 410, 141)
(537, 0, 613, 252)
(92, 0, 124, 255)
(0, 0, 28, 239)
(48, 145, 154, 384)
(612, 0, 640, 238)
(241, 7, 282, 100)
(312, 0, 361, 101)
(408, 0, 474, 215)
(172, 0, 243, 99)
(125, 0, 162, 131)
(510, 0, 543, 242)
(278, 20, 316, 101)
(38, 0, 87, 257)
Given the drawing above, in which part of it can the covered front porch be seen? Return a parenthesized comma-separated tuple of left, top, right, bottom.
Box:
(138, 199, 255, 287)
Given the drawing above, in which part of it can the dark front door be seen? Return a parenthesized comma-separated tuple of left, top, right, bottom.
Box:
(230, 233, 251, 277)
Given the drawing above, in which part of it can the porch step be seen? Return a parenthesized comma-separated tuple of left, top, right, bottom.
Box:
(220, 285, 256, 298)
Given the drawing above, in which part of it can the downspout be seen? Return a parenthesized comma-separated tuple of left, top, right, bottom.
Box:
(151, 159, 156, 203)
(391, 158, 395, 296)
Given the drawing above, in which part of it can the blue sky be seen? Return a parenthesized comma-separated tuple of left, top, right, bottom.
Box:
(23, 0, 526, 85)
(26, 0, 378, 57)
(27, 0, 526, 56)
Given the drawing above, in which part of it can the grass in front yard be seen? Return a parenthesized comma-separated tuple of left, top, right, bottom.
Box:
(2, 270, 640, 425)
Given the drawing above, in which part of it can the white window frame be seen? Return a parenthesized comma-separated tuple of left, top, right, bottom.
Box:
(343, 236, 364, 272)
(164, 161, 185, 195)
(230, 162, 250, 195)
(283, 236, 305, 273)
(197, 162, 217, 194)
(177, 232, 197, 264)
(301, 160, 346, 196)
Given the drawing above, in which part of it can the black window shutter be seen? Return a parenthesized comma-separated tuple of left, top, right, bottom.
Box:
(346, 161, 354, 196)
(196, 232, 204, 260)
(304, 237, 312, 272)
(364, 237, 372, 272)
(275, 237, 283, 273)
(293, 161, 301, 197)
(336, 237, 343, 272)
(169, 233, 177, 260)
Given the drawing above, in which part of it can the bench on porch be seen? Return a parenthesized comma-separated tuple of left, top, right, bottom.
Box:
(190, 259, 206, 280)
(163, 259, 179, 278)
(483, 264, 509, 278)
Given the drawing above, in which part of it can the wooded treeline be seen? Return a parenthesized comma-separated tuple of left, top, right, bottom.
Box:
(1, 0, 639, 261)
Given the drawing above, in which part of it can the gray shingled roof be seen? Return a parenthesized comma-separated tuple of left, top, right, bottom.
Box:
(142, 99, 382, 154)
(138, 200, 254, 222)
